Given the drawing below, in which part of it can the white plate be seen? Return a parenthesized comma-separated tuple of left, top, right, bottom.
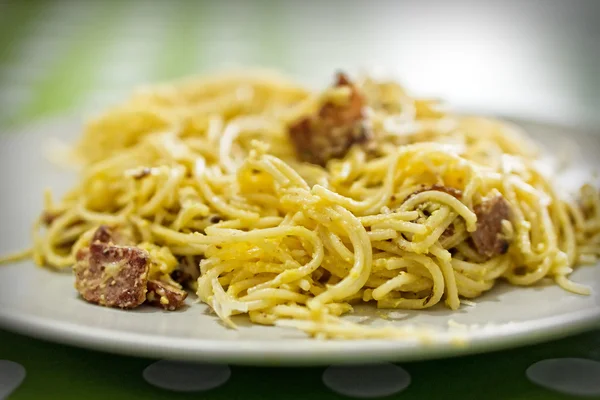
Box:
(0, 117, 599, 366)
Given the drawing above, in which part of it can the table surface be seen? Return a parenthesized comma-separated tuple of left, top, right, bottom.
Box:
(1, 328, 600, 399)
(1, 1, 600, 399)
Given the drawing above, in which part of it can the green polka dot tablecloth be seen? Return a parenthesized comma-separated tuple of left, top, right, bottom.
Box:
(2, 328, 600, 399)
(2, 1, 600, 399)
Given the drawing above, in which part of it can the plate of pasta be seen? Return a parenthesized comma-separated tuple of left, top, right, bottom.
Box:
(0, 70, 599, 365)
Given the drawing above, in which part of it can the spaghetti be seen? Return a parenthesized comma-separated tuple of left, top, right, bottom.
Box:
(7, 70, 600, 339)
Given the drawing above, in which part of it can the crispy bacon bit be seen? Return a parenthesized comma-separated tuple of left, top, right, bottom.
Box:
(472, 195, 512, 257)
(289, 72, 371, 166)
(408, 184, 463, 201)
(91, 225, 134, 246)
(146, 280, 188, 311)
(92, 225, 116, 244)
(74, 242, 150, 309)
(74, 226, 193, 311)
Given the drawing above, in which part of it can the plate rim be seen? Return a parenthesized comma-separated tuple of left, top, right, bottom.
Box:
(1, 304, 598, 366)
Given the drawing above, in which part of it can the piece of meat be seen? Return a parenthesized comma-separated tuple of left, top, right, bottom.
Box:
(471, 195, 512, 257)
(146, 280, 188, 311)
(407, 184, 463, 201)
(74, 241, 150, 309)
(92, 225, 134, 246)
(92, 225, 116, 244)
(289, 72, 371, 166)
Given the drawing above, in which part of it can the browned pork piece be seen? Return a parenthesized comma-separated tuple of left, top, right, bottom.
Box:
(289, 72, 372, 166)
(74, 225, 187, 310)
(403, 186, 512, 254)
(471, 195, 512, 257)
(74, 240, 150, 309)
(146, 280, 188, 311)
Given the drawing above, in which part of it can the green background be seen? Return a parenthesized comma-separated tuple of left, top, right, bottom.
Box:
(1, 0, 599, 128)
(2, 328, 600, 400)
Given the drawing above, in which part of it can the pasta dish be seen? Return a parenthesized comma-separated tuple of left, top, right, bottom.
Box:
(4, 70, 600, 339)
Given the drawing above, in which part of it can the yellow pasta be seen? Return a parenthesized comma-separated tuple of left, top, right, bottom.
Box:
(3, 69, 599, 340)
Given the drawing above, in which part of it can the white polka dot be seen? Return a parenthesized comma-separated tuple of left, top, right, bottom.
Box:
(322, 363, 411, 398)
(143, 360, 231, 392)
(526, 358, 600, 397)
(0, 360, 26, 400)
